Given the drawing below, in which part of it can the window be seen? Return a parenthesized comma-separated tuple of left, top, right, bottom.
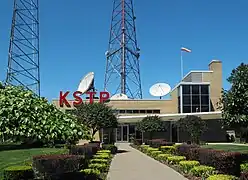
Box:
(183, 95, 191, 105)
(192, 85, 200, 94)
(182, 85, 190, 94)
(201, 85, 209, 94)
(133, 110, 139, 113)
(147, 110, 152, 114)
(183, 106, 191, 113)
(119, 110, 125, 113)
(192, 95, 200, 105)
(153, 110, 160, 114)
(140, 110, 146, 113)
(126, 110, 133, 114)
(201, 95, 209, 105)
(192, 105, 200, 113)
(201, 105, 209, 112)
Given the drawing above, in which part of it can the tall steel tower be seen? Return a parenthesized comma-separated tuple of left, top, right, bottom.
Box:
(104, 0, 142, 99)
(6, 0, 40, 96)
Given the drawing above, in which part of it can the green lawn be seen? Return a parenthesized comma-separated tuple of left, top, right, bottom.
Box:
(201, 144, 248, 153)
(0, 147, 68, 177)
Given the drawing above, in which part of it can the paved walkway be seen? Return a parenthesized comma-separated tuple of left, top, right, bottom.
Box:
(107, 143, 188, 180)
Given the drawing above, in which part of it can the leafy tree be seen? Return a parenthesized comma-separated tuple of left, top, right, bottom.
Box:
(74, 102, 118, 141)
(177, 115, 207, 144)
(218, 63, 248, 140)
(136, 115, 167, 139)
(0, 85, 90, 145)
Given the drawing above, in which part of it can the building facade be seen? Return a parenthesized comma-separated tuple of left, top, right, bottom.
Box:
(52, 60, 227, 143)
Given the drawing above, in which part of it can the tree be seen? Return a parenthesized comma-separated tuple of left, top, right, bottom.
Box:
(177, 115, 207, 144)
(136, 115, 167, 140)
(218, 63, 248, 140)
(74, 102, 118, 141)
(0, 84, 90, 145)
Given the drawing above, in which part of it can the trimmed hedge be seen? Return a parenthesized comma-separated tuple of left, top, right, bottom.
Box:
(3, 166, 34, 180)
(146, 139, 175, 148)
(102, 144, 118, 154)
(189, 165, 216, 178)
(32, 154, 85, 179)
(207, 174, 238, 180)
(179, 160, 200, 173)
(69, 144, 98, 158)
(160, 146, 176, 154)
(80, 168, 101, 180)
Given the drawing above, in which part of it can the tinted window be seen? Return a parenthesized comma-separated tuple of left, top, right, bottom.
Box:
(119, 110, 125, 113)
(192, 95, 200, 105)
(183, 95, 191, 105)
(126, 110, 133, 113)
(147, 110, 152, 114)
(201, 105, 209, 112)
(140, 110, 146, 113)
(201, 95, 209, 105)
(153, 110, 160, 114)
(192, 85, 200, 94)
(133, 110, 139, 113)
(192, 105, 200, 113)
(183, 106, 191, 113)
(201, 85, 209, 94)
(182, 85, 190, 94)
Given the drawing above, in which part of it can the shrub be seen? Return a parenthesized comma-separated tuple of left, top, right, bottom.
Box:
(147, 139, 175, 148)
(157, 154, 173, 162)
(32, 154, 85, 179)
(69, 144, 98, 159)
(80, 168, 100, 179)
(150, 150, 162, 158)
(207, 174, 238, 180)
(97, 150, 111, 155)
(175, 144, 200, 158)
(190, 165, 216, 178)
(240, 172, 248, 180)
(88, 163, 108, 172)
(147, 147, 159, 155)
(241, 163, 248, 172)
(160, 146, 176, 154)
(93, 154, 110, 159)
(102, 144, 118, 154)
(167, 156, 186, 165)
(133, 139, 142, 145)
(199, 149, 242, 176)
(3, 166, 34, 180)
(179, 160, 200, 173)
(90, 159, 108, 164)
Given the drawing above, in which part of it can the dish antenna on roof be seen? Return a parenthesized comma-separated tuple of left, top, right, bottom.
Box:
(149, 83, 171, 99)
(110, 93, 129, 100)
(78, 72, 95, 94)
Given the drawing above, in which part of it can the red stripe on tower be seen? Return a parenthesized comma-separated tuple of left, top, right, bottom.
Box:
(181, 47, 192, 53)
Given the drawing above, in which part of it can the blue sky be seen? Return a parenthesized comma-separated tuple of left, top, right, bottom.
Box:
(0, 0, 247, 101)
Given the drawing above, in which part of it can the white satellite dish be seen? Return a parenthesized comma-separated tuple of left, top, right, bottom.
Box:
(110, 93, 129, 100)
(149, 83, 171, 99)
(78, 72, 94, 94)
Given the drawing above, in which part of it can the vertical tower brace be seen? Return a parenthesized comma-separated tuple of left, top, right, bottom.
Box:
(104, 0, 142, 99)
(6, 0, 40, 96)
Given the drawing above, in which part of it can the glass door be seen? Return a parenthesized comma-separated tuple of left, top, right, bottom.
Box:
(116, 125, 129, 142)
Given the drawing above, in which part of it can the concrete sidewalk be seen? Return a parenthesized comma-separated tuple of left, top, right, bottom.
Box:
(107, 143, 188, 180)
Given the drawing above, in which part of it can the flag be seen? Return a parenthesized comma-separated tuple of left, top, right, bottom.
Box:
(181, 47, 192, 53)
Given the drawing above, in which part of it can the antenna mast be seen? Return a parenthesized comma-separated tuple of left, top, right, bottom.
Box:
(104, 0, 142, 99)
(6, 0, 40, 96)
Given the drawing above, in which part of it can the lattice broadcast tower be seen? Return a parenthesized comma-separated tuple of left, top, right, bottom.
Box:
(6, 0, 40, 96)
(104, 0, 142, 99)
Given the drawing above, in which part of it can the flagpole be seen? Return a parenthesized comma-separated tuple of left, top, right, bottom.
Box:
(181, 50, 183, 80)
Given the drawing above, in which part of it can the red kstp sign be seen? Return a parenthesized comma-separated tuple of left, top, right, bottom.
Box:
(59, 91, 110, 107)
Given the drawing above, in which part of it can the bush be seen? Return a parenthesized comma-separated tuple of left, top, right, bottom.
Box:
(175, 144, 200, 158)
(160, 146, 176, 154)
(150, 150, 162, 158)
(207, 174, 238, 180)
(190, 165, 216, 178)
(179, 160, 200, 173)
(80, 168, 100, 179)
(88, 163, 108, 172)
(32, 154, 85, 179)
(90, 159, 108, 164)
(102, 144, 118, 154)
(146, 147, 159, 155)
(133, 139, 142, 145)
(157, 154, 173, 162)
(241, 163, 248, 172)
(146, 139, 174, 148)
(93, 153, 110, 159)
(3, 166, 34, 180)
(199, 149, 242, 176)
(167, 156, 186, 165)
(240, 172, 248, 180)
(97, 150, 111, 155)
(69, 144, 98, 159)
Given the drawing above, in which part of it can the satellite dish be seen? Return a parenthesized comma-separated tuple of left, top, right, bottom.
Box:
(149, 83, 171, 99)
(110, 93, 129, 100)
(78, 72, 94, 94)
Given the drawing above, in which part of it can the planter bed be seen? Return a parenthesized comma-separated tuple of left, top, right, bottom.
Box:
(130, 143, 239, 180)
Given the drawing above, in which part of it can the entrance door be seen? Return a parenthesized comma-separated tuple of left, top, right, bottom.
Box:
(116, 125, 129, 142)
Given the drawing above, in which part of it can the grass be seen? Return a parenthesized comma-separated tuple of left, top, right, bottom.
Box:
(201, 144, 248, 153)
(0, 147, 68, 178)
